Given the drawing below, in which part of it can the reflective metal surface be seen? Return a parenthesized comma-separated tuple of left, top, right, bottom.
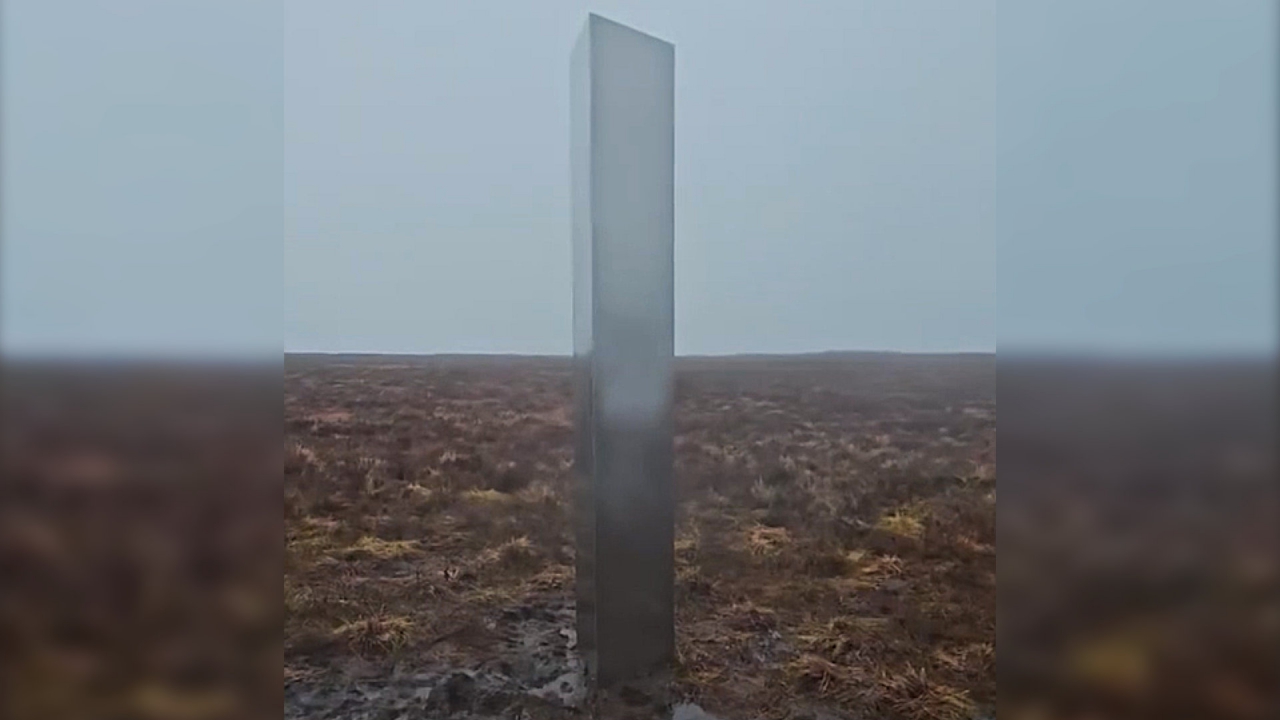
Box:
(571, 14, 675, 688)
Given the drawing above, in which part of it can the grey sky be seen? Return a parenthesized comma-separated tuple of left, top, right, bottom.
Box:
(284, 0, 996, 355)
(1, 1, 281, 358)
(2, 2, 1273, 358)
(999, 0, 1276, 356)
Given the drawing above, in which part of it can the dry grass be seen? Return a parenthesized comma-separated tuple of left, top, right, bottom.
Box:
(283, 353, 997, 719)
(877, 506, 927, 540)
(332, 616, 415, 655)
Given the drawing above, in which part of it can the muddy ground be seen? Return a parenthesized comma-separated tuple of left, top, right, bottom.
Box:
(284, 353, 997, 720)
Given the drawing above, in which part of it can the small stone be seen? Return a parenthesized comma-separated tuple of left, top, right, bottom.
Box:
(560, 627, 578, 649)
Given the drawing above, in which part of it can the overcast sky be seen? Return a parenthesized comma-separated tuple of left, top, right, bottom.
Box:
(999, 0, 1276, 356)
(1, 1, 1274, 357)
(2, 1, 281, 357)
(284, 0, 996, 355)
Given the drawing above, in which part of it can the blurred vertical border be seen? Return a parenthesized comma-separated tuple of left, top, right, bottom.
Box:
(1, 2, 283, 719)
(996, 2, 1278, 719)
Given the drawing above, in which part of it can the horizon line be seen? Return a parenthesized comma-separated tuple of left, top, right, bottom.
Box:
(283, 348, 997, 358)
